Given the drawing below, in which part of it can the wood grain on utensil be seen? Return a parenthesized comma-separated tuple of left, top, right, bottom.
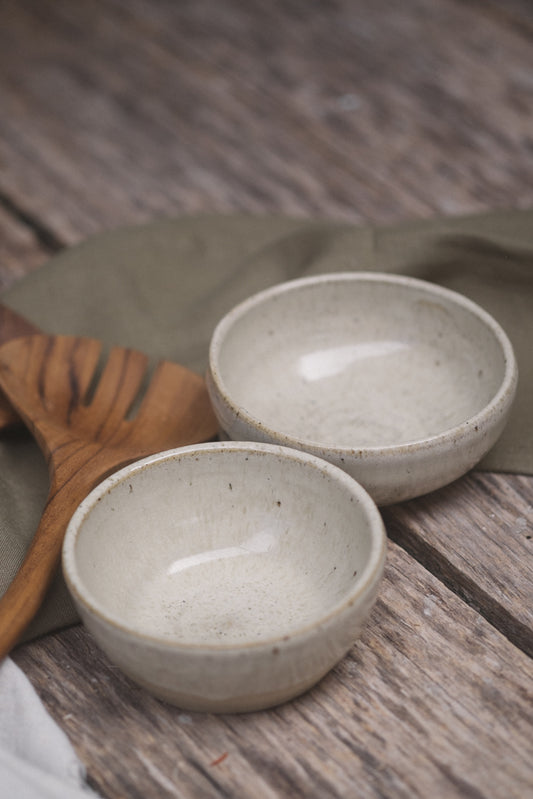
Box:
(0, 333, 218, 655)
(0, 304, 40, 428)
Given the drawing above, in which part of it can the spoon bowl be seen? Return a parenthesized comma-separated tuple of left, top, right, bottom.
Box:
(0, 334, 217, 655)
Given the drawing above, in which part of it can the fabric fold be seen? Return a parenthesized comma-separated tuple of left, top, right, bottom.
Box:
(1, 209, 532, 640)
(0, 658, 101, 798)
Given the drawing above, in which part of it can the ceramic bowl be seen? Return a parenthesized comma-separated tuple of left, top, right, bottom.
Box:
(62, 441, 386, 713)
(207, 272, 518, 505)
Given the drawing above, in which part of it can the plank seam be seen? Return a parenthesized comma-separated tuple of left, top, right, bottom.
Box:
(0, 192, 64, 254)
(386, 521, 533, 659)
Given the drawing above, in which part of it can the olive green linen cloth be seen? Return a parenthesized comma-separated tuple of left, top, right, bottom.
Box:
(1, 209, 532, 641)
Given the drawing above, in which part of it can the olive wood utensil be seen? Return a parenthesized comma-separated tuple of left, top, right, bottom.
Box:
(0, 333, 218, 656)
(0, 304, 41, 429)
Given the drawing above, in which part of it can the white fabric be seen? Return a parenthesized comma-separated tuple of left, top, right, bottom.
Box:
(0, 658, 100, 799)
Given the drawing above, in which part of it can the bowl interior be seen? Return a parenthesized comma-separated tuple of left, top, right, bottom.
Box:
(69, 446, 380, 646)
(213, 275, 508, 448)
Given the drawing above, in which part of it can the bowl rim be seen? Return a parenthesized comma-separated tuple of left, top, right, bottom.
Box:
(208, 271, 518, 457)
(62, 441, 387, 653)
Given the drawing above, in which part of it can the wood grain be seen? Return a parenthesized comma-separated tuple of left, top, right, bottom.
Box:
(0, 334, 218, 654)
(0, 202, 52, 289)
(1, 0, 532, 797)
(0, 0, 532, 254)
(383, 472, 533, 656)
(12, 542, 533, 799)
(0, 303, 41, 427)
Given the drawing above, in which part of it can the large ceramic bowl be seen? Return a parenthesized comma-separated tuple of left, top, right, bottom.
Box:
(62, 441, 386, 713)
(207, 273, 518, 505)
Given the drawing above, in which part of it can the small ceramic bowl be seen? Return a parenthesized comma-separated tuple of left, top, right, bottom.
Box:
(62, 441, 386, 713)
(207, 273, 518, 505)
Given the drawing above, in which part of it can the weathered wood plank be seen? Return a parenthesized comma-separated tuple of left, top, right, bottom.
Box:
(0, 0, 532, 246)
(12, 542, 533, 799)
(460, 0, 533, 37)
(0, 202, 53, 289)
(383, 472, 533, 656)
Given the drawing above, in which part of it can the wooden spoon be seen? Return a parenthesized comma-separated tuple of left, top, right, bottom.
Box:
(0, 304, 41, 428)
(0, 333, 218, 655)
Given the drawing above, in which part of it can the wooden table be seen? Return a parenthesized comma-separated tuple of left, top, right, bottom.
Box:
(1, 1, 532, 796)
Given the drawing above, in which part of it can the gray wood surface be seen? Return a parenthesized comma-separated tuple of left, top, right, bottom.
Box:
(383, 472, 533, 656)
(1, 1, 532, 797)
(13, 543, 533, 799)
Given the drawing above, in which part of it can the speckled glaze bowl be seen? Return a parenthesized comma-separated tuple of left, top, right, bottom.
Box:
(207, 273, 518, 505)
(62, 441, 386, 713)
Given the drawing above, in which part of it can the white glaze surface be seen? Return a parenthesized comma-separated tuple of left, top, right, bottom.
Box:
(207, 273, 518, 504)
(63, 442, 386, 711)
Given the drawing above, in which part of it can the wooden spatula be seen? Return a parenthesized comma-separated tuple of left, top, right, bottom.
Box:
(0, 333, 218, 656)
(0, 304, 41, 428)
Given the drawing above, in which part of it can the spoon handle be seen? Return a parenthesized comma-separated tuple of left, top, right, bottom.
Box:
(0, 492, 76, 657)
(0, 440, 136, 657)
(0, 304, 41, 429)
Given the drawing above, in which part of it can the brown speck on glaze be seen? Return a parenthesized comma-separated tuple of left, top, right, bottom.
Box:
(209, 273, 517, 506)
(64, 440, 387, 713)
